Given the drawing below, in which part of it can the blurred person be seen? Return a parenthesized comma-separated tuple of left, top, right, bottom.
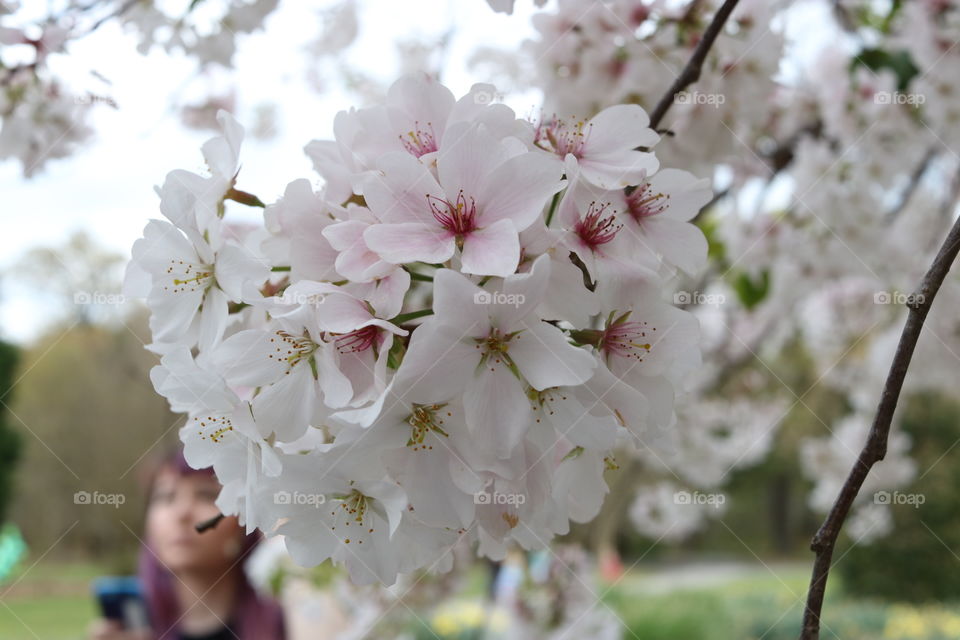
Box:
(87, 449, 285, 640)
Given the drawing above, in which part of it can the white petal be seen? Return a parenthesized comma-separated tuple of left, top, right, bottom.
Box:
(363, 222, 455, 265)
(463, 364, 531, 458)
(510, 319, 596, 389)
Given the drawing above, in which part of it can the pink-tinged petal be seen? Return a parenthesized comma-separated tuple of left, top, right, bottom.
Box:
(198, 286, 229, 351)
(551, 396, 619, 451)
(151, 348, 236, 414)
(395, 319, 479, 401)
(322, 219, 366, 250)
(383, 447, 471, 529)
(386, 73, 456, 141)
(147, 286, 203, 344)
(304, 139, 354, 204)
(555, 165, 581, 230)
(436, 122, 513, 200)
(432, 268, 493, 333)
(460, 219, 521, 277)
(278, 515, 342, 567)
(649, 168, 713, 221)
(268, 179, 340, 281)
(316, 344, 354, 408)
(609, 303, 700, 378)
(325, 221, 395, 282)
(315, 291, 373, 333)
(333, 382, 391, 428)
(158, 169, 211, 232)
(475, 151, 565, 230)
(627, 374, 674, 431)
(363, 222, 455, 265)
(363, 152, 443, 223)
(215, 242, 269, 301)
(554, 449, 608, 523)
(213, 329, 288, 387)
(488, 253, 552, 328)
(643, 217, 708, 275)
(345, 269, 410, 319)
(450, 85, 533, 142)
(252, 363, 316, 441)
(131, 219, 199, 273)
(201, 110, 244, 179)
(122, 259, 151, 299)
(509, 320, 596, 389)
(582, 361, 651, 436)
(578, 150, 659, 189)
(537, 257, 600, 326)
(585, 104, 659, 153)
(463, 364, 531, 459)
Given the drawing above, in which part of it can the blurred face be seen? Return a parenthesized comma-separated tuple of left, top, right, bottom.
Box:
(146, 468, 244, 575)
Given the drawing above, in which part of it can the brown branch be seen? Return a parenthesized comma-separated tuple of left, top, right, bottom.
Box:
(647, 0, 741, 130)
(885, 147, 938, 221)
(800, 214, 960, 639)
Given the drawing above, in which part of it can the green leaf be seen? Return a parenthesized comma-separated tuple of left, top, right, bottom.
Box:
(730, 269, 770, 310)
(851, 48, 918, 92)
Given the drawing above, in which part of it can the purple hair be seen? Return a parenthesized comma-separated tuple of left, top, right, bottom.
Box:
(137, 449, 285, 640)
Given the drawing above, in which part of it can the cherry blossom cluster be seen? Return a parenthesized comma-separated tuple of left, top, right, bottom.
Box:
(502, 0, 960, 543)
(128, 73, 711, 584)
(0, 0, 279, 175)
(0, 6, 94, 176)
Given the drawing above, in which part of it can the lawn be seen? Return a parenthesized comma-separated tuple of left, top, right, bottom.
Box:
(3, 558, 960, 639)
(0, 560, 103, 640)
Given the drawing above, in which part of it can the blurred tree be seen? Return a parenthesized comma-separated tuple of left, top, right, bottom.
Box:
(7, 231, 178, 561)
(838, 393, 960, 601)
(9, 312, 180, 560)
(0, 339, 21, 526)
(15, 230, 126, 326)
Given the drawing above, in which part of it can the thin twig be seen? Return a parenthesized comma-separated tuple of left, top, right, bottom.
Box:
(647, 0, 741, 130)
(885, 147, 938, 221)
(800, 213, 960, 639)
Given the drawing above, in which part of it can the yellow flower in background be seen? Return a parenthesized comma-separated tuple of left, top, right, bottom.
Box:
(884, 604, 960, 639)
(431, 599, 500, 638)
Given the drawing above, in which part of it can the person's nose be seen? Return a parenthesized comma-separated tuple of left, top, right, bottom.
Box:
(171, 494, 200, 526)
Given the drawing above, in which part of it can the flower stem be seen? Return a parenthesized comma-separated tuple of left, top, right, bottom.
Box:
(390, 309, 434, 324)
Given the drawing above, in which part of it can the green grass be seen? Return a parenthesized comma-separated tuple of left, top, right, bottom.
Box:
(0, 559, 105, 640)
(0, 595, 97, 640)
(603, 563, 876, 640)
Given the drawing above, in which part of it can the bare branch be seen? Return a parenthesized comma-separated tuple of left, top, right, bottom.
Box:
(885, 147, 938, 221)
(800, 213, 960, 639)
(648, 0, 741, 130)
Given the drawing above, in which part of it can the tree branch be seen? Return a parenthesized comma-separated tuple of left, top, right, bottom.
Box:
(885, 147, 938, 221)
(800, 213, 960, 639)
(648, 0, 741, 130)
